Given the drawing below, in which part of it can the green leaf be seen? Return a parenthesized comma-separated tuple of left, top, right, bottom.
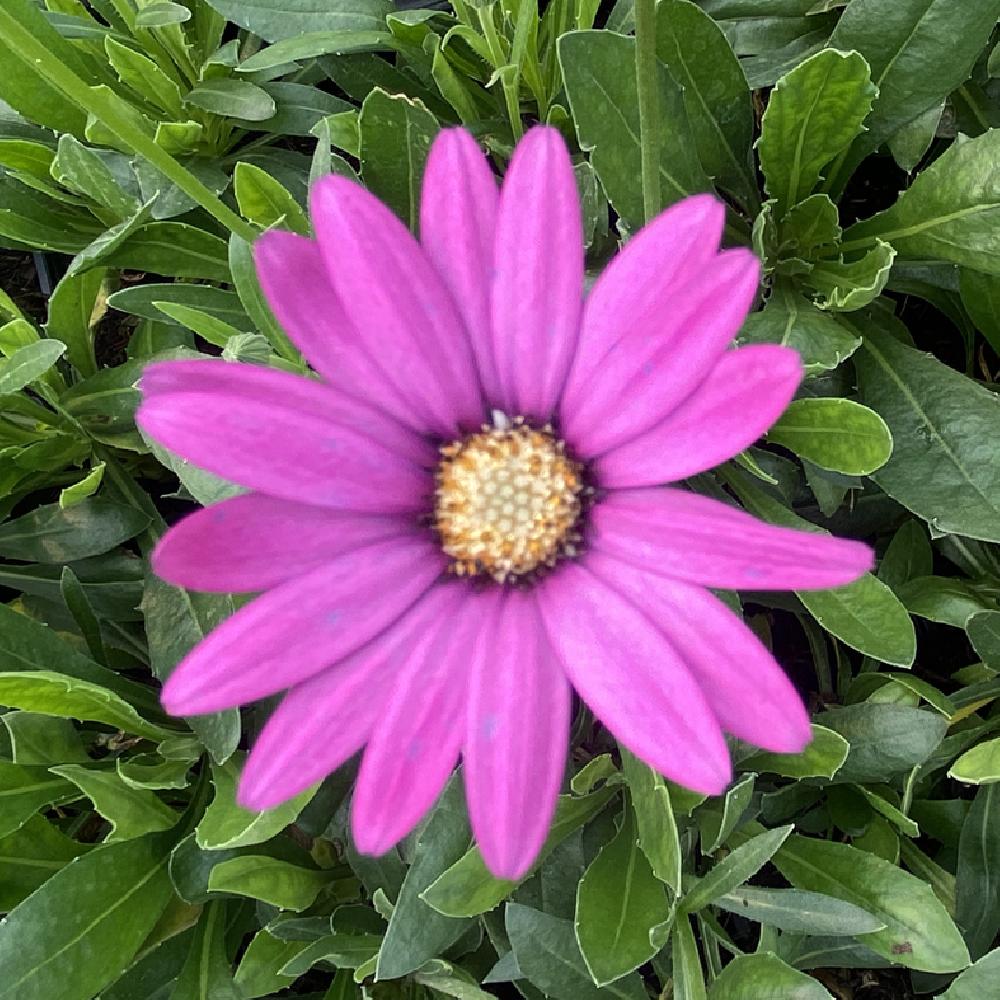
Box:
(0, 339, 65, 394)
(780, 194, 842, 257)
(0, 832, 176, 1000)
(421, 785, 618, 918)
(772, 833, 970, 972)
(117, 752, 191, 792)
(960, 268, 1000, 356)
(878, 519, 934, 592)
(575, 808, 669, 985)
(358, 87, 437, 232)
(185, 79, 276, 122)
(0, 814, 89, 912)
(141, 574, 240, 765)
(104, 37, 184, 118)
(708, 953, 834, 999)
(888, 99, 942, 174)
(234, 929, 310, 999)
(939, 947, 1000, 999)
(852, 318, 1000, 542)
(152, 302, 245, 350)
(897, 576, 990, 628)
(559, 29, 710, 234)
(506, 903, 647, 1000)
(0, 603, 161, 713)
(728, 471, 916, 666)
(2, 711, 89, 765)
(956, 785, 1000, 959)
(135, 1, 191, 26)
(0, 761, 77, 838)
(0, 669, 171, 743)
(108, 282, 247, 327)
(968, 611, 1000, 670)
(620, 748, 681, 891)
(102, 222, 231, 281)
(234, 161, 309, 234)
(699, 771, 755, 855)
(820, 704, 947, 784)
(844, 131, 1000, 274)
(237, 30, 392, 72)
(196, 754, 316, 850)
(682, 825, 793, 914)
(713, 886, 885, 936)
(807, 240, 896, 312)
(200, 0, 390, 42)
(0, 498, 149, 562)
(655, 0, 755, 206)
(50, 765, 177, 841)
(672, 914, 707, 1000)
(757, 48, 875, 214)
(376, 774, 473, 980)
(169, 900, 241, 1000)
(228, 233, 297, 361)
(738, 283, 861, 373)
(828, 0, 1000, 164)
(280, 934, 382, 976)
(51, 134, 139, 219)
(60, 464, 106, 508)
(208, 856, 331, 910)
(744, 724, 849, 779)
(767, 398, 892, 475)
(46, 267, 105, 378)
(949, 738, 1000, 785)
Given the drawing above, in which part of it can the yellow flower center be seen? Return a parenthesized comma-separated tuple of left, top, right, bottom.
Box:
(434, 416, 584, 582)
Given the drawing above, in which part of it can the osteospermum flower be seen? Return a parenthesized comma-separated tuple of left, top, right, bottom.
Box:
(138, 126, 872, 879)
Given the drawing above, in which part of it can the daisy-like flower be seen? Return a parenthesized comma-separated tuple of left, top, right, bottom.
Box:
(139, 126, 872, 879)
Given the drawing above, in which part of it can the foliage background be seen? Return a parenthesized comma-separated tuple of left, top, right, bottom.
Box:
(1, 0, 1000, 997)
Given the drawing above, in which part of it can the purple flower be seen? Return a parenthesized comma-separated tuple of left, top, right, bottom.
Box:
(138, 126, 872, 879)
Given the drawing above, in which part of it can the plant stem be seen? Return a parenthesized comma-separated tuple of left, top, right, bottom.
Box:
(634, 0, 661, 223)
(0, 7, 257, 243)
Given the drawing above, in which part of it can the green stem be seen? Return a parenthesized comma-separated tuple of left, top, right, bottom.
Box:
(0, 8, 257, 243)
(634, 0, 661, 223)
(478, 6, 523, 139)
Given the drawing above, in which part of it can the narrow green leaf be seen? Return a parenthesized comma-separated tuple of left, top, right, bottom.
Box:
(186, 79, 275, 121)
(0, 814, 89, 912)
(707, 953, 834, 999)
(0, 761, 77, 838)
(714, 886, 885, 936)
(950, 738, 1000, 785)
(575, 809, 669, 985)
(234, 161, 309, 234)
(807, 240, 896, 312)
(208, 856, 331, 911)
(620, 748, 682, 890)
(0, 339, 65, 394)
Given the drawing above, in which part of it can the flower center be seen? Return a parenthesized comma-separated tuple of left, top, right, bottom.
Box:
(433, 415, 584, 583)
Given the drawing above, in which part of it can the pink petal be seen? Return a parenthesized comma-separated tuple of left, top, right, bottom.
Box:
(591, 488, 874, 591)
(587, 552, 811, 753)
(595, 345, 803, 486)
(152, 493, 414, 593)
(138, 359, 434, 512)
(160, 535, 445, 715)
(254, 231, 413, 428)
(491, 126, 583, 420)
(538, 562, 731, 795)
(311, 175, 484, 436)
(350, 584, 475, 856)
(238, 585, 452, 811)
(561, 194, 725, 415)
(421, 128, 501, 403)
(563, 249, 760, 458)
(464, 589, 570, 880)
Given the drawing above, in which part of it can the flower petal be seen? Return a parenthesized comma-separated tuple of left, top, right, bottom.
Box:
(538, 562, 731, 795)
(351, 583, 474, 856)
(160, 535, 444, 715)
(587, 552, 811, 753)
(595, 345, 803, 486)
(421, 128, 501, 402)
(311, 175, 483, 436)
(492, 126, 583, 420)
(591, 488, 874, 591)
(153, 493, 415, 593)
(237, 585, 453, 811)
(254, 231, 413, 427)
(464, 589, 569, 880)
(561, 194, 725, 415)
(563, 249, 760, 458)
(138, 359, 435, 512)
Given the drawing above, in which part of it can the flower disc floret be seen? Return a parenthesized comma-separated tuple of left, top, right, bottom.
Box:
(434, 417, 584, 581)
